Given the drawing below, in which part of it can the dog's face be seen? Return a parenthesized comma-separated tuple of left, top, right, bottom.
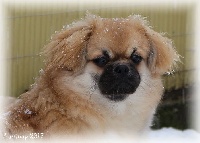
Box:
(43, 14, 179, 103)
(86, 20, 148, 101)
(89, 50, 141, 101)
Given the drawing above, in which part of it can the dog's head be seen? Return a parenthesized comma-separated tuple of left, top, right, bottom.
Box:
(42, 14, 179, 102)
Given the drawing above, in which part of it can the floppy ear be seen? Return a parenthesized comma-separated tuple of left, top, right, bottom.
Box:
(42, 22, 93, 72)
(146, 29, 179, 75)
(127, 15, 179, 75)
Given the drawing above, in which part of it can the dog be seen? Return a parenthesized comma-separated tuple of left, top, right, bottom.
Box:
(3, 13, 179, 138)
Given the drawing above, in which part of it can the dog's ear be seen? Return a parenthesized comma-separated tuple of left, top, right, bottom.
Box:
(128, 15, 179, 75)
(42, 21, 93, 72)
(146, 29, 179, 75)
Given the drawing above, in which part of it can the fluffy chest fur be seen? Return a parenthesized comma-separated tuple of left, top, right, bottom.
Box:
(54, 63, 163, 134)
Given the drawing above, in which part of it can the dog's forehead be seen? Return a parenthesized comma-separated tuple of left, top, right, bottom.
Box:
(87, 18, 149, 59)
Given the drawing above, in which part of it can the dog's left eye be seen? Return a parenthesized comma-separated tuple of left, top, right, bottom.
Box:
(93, 56, 109, 67)
(131, 53, 143, 64)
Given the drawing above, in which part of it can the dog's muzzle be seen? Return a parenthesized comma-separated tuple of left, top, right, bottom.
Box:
(98, 63, 141, 101)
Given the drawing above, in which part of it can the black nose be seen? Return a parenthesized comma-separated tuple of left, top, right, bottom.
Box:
(114, 65, 129, 74)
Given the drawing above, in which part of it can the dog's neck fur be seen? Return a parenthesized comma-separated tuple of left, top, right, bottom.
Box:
(4, 61, 163, 137)
(46, 63, 163, 135)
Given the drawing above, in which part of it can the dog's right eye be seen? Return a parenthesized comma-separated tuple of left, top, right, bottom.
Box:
(93, 56, 109, 67)
(131, 53, 143, 64)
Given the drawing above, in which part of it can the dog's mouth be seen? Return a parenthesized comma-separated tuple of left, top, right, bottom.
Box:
(94, 63, 141, 102)
(106, 94, 128, 102)
(99, 80, 139, 102)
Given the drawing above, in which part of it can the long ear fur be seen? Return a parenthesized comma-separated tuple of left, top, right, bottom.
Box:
(42, 20, 93, 72)
(128, 15, 180, 75)
(146, 29, 180, 75)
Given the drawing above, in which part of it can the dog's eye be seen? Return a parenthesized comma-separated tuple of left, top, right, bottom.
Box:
(131, 53, 143, 64)
(93, 56, 109, 67)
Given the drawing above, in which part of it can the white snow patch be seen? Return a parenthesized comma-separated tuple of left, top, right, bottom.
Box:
(24, 109, 32, 115)
(145, 128, 200, 143)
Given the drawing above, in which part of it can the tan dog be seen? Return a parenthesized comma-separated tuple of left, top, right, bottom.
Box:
(3, 14, 179, 138)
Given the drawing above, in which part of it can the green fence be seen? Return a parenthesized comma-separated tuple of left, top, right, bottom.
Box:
(5, 3, 195, 97)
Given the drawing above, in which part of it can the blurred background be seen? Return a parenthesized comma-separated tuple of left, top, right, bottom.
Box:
(4, 2, 196, 131)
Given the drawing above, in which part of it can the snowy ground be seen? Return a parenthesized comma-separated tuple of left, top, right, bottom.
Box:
(146, 127, 200, 143)
(97, 128, 200, 143)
